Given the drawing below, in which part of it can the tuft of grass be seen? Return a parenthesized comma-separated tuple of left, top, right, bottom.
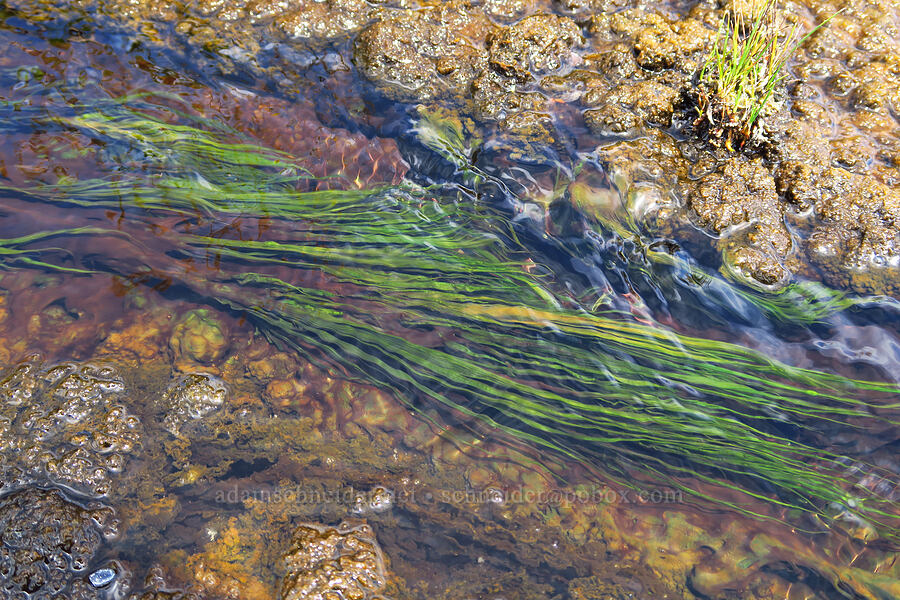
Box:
(695, 0, 839, 150)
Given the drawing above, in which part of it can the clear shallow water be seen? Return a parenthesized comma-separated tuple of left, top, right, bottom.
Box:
(0, 4, 899, 600)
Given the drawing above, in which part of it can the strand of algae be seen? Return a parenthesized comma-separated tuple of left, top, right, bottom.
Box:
(2, 98, 899, 539)
(0, 228, 118, 273)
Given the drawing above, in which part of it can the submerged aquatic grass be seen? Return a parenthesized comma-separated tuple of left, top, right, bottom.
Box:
(0, 228, 116, 273)
(2, 94, 899, 539)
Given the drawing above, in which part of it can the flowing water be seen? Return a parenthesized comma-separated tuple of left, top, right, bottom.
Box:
(0, 1, 898, 599)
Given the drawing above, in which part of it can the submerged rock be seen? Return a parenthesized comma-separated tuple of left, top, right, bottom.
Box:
(0, 358, 142, 497)
(0, 487, 115, 599)
(160, 373, 227, 437)
(169, 309, 229, 366)
(281, 521, 388, 600)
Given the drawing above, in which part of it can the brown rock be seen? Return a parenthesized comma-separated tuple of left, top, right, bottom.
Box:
(281, 522, 388, 600)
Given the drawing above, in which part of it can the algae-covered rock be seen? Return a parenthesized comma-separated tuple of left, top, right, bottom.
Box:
(470, 69, 547, 120)
(0, 487, 115, 599)
(281, 521, 388, 600)
(260, 0, 376, 39)
(583, 80, 679, 134)
(808, 168, 900, 266)
(805, 167, 900, 294)
(487, 14, 583, 82)
(482, 0, 536, 20)
(353, 1, 494, 101)
(687, 158, 792, 286)
(632, 15, 708, 71)
(356, 7, 580, 127)
(160, 373, 227, 437)
(584, 103, 640, 135)
(0, 358, 142, 496)
(169, 309, 229, 365)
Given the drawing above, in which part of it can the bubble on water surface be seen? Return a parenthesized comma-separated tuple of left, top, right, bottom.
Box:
(88, 567, 115, 588)
(352, 485, 394, 515)
(0, 487, 112, 599)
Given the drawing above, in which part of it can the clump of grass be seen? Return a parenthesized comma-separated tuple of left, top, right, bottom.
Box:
(694, 0, 837, 150)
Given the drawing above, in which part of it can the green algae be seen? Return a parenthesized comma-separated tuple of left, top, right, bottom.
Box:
(170, 310, 230, 365)
(0, 227, 114, 273)
(1, 93, 899, 541)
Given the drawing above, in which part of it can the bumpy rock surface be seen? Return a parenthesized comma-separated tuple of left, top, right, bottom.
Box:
(169, 309, 229, 365)
(0, 358, 142, 497)
(0, 487, 114, 599)
(583, 79, 679, 134)
(805, 167, 900, 293)
(487, 14, 582, 81)
(160, 373, 227, 437)
(353, 1, 495, 101)
(281, 521, 387, 600)
(355, 5, 582, 136)
(687, 158, 793, 286)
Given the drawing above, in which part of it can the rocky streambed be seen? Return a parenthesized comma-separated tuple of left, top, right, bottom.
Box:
(0, 0, 898, 598)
